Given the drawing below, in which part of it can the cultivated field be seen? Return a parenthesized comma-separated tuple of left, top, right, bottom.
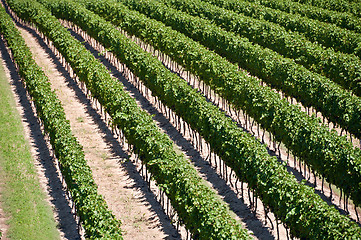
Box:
(0, 0, 361, 239)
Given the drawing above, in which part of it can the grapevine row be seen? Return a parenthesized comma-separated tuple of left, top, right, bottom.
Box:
(0, 4, 123, 239)
(198, 0, 361, 58)
(39, 0, 361, 238)
(79, 0, 361, 210)
(5, 0, 253, 239)
(120, 0, 361, 138)
(243, 0, 361, 33)
(161, 0, 361, 97)
(290, 0, 361, 18)
(120, 0, 361, 141)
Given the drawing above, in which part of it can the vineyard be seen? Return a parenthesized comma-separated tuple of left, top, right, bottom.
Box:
(0, 0, 360, 239)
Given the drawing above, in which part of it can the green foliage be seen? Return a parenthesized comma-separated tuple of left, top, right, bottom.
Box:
(0, 9, 60, 240)
(199, 0, 361, 58)
(104, 0, 361, 212)
(39, 0, 361, 238)
(162, 0, 361, 97)
(290, 0, 361, 18)
(243, 0, 361, 33)
(6, 0, 252, 238)
(0, 3, 122, 239)
(119, 0, 361, 139)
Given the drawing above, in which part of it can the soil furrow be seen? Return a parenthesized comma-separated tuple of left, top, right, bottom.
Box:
(62, 21, 282, 239)
(15, 22, 179, 240)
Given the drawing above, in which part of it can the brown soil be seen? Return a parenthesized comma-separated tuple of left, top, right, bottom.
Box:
(63, 22, 280, 239)
(15, 21, 179, 240)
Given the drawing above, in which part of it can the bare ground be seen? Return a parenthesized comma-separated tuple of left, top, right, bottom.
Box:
(62, 22, 279, 239)
(17, 15, 277, 239)
(15, 20, 180, 240)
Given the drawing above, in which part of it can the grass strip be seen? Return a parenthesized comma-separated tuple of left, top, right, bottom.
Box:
(0, 5, 123, 239)
(0, 40, 59, 240)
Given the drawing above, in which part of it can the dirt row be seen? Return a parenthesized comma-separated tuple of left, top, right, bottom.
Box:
(60, 20, 279, 239)
(15, 20, 185, 239)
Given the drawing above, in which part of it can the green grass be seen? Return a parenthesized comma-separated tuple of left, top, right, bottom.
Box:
(0, 56, 60, 240)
